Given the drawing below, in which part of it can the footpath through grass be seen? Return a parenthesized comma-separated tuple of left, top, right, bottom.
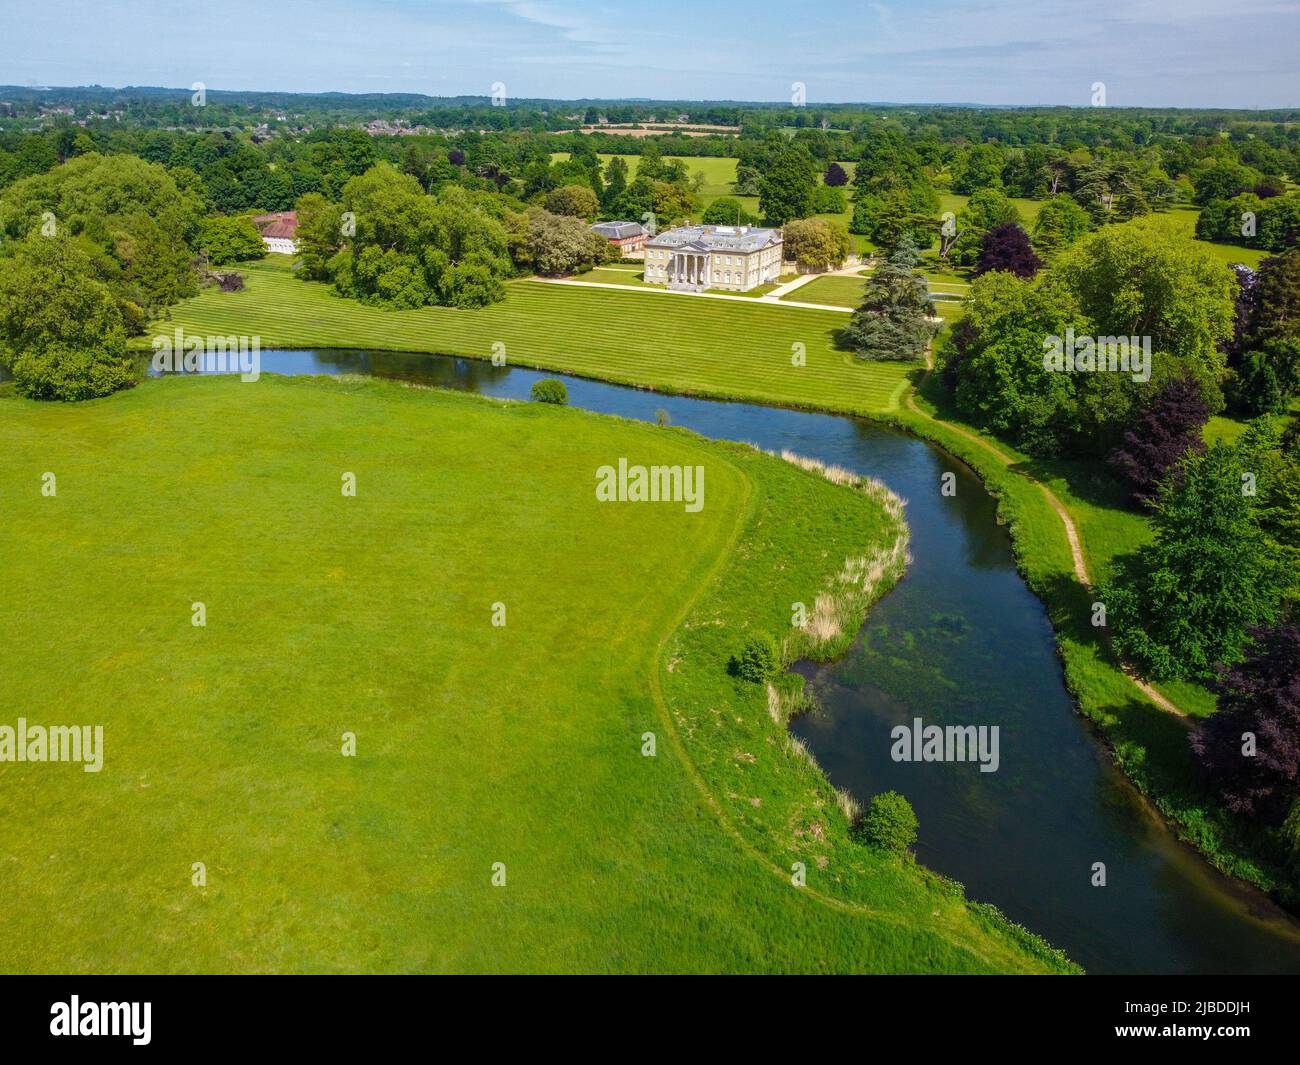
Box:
(0, 374, 1067, 972)
(146, 262, 916, 415)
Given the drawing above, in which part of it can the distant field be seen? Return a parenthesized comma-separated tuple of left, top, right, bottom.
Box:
(144, 262, 919, 415)
(1163, 206, 1268, 267)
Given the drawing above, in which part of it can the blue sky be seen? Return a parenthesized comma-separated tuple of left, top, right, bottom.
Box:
(6, 0, 1299, 107)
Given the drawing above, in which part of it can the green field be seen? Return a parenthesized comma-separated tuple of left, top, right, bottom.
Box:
(0, 374, 1068, 973)
(144, 262, 920, 414)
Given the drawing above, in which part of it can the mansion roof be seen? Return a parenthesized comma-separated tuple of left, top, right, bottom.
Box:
(645, 224, 780, 254)
(253, 211, 298, 240)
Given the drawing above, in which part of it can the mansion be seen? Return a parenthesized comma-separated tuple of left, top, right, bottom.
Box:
(643, 224, 783, 292)
(252, 211, 299, 255)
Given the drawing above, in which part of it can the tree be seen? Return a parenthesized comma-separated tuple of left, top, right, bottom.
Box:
(1074, 158, 1148, 222)
(782, 217, 850, 271)
(1031, 195, 1092, 257)
(849, 129, 938, 245)
(544, 184, 599, 220)
(823, 161, 848, 187)
(325, 165, 511, 309)
(939, 270, 1086, 453)
(1107, 378, 1210, 506)
(197, 215, 265, 265)
(759, 146, 817, 226)
(1192, 158, 1261, 206)
(843, 243, 936, 361)
(701, 196, 759, 226)
(636, 140, 664, 182)
(0, 235, 133, 400)
(973, 222, 1042, 278)
(733, 633, 780, 683)
(1104, 444, 1291, 681)
(1230, 251, 1300, 414)
(294, 192, 345, 280)
(600, 156, 627, 212)
(509, 208, 611, 276)
(811, 184, 846, 214)
(1190, 619, 1300, 824)
(0, 152, 202, 316)
(954, 143, 1005, 194)
(857, 792, 918, 854)
(1055, 217, 1237, 376)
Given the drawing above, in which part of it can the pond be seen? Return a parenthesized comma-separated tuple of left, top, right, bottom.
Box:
(154, 349, 1300, 974)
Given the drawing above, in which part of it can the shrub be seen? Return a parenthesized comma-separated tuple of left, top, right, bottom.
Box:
(857, 791, 918, 854)
(530, 378, 568, 405)
(8, 341, 135, 402)
(732, 632, 781, 683)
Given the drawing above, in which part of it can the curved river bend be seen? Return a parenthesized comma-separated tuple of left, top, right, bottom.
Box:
(162, 349, 1300, 974)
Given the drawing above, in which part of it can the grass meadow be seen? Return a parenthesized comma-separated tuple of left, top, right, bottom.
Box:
(0, 374, 1068, 973)
(144, 261, 919, 414)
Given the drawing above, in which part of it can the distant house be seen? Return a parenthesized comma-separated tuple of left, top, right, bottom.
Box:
(590, 220, 648, 256)
(252, 211, 298, 255)
(643, 224, 782, 292)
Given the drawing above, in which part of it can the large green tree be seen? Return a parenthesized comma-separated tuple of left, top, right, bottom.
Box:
(1104, 443, 1292, 681)
(0, 234, 134, 400)
(759, 146, 817, 226)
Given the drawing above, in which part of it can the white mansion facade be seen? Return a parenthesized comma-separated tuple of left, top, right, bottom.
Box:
(643, 224, 783, 292)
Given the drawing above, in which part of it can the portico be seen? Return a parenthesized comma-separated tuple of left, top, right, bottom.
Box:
(667, 245, 710, 291)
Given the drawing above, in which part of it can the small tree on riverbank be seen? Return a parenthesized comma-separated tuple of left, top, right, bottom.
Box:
(530, 379, 568, 405)
(857, 791, 918, 854)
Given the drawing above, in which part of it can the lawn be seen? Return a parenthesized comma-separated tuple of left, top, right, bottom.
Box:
(0, 374, 1068, 973)
(781, 274, 866, 309)
(143, 262, 920, 414)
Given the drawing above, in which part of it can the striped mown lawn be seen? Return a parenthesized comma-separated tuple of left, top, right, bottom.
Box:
(782, 274, 868, 309)
(146, 262, 919, 414)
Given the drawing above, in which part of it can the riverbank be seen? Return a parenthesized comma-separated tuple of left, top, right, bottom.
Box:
(888, 382, 1298, 907)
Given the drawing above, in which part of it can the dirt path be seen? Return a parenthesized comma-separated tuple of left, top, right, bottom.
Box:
(906, 358, 1190, 721)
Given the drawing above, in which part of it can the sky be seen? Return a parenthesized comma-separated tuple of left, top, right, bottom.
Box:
(5, 0, 1300, 108)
